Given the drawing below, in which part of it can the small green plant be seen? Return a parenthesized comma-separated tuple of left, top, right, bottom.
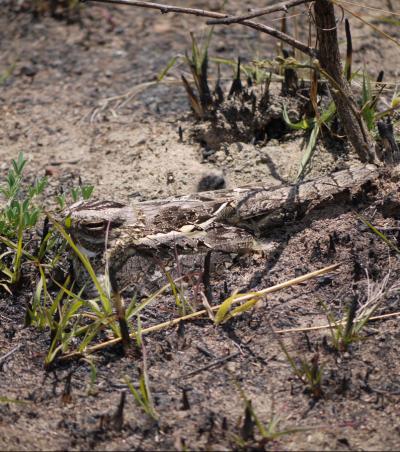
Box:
(0, 63, 16, 86)
(232, 379, 307, 446)
(0, 396, 28, 405)
(286, 350, 323, 399)
(358, 70, 386, 133)
(124, 373, 158, 420)
(79, 357, 99, 395)
(163, 266, 194, 316)
(56, 184, 94, 210)
(271, 54, 340, 179)
(359, 215, 400, 254)
(159, 30, 272, 127)
(0, 152, 47, 287)
(214, 290, 259, 325)
(321, 271, 394, 353)
(270, 323, 323, 399)
(124, 322, 158, 420)
(283, 98, 336, 180)
(320, 297, 361, 352)
(0, 154, 121, 365)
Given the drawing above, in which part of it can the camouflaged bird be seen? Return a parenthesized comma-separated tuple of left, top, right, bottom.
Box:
(66, 164, 380, 295)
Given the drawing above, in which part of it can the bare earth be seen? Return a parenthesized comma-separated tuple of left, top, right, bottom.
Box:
(1, 1, 400, 450)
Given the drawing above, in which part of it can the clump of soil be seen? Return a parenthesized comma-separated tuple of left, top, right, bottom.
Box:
(194, 84, 300, 150)
(188, 58, 309, 151)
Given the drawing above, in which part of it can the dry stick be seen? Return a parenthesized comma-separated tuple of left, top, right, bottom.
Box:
(59, 263, 340, 361)
(177, 351, 240, 379)
(275, 311, 400, 334)
(207, 0, 314, 25)
(84, 0, 315, 57)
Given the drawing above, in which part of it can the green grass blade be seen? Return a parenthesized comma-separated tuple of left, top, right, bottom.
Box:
(222, 298, 259, 323)
(296, 123, 320, 180)
(283, 106, 311, 130)
(157, 56, 178, 81)
(358, 215, 400, 254)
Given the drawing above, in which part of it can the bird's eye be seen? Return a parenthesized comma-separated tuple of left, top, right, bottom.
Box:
(83, 221, 106, 232)
(81, 219, 124, 233)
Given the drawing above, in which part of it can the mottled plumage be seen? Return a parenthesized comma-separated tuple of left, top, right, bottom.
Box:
(66, 164, 379, 295)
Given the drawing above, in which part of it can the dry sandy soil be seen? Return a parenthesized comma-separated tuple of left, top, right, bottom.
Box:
(1, 0, 400, 450)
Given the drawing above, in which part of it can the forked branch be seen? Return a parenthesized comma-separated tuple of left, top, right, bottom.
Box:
(83, 0, 316, 57)
(207, 0, 315, 25)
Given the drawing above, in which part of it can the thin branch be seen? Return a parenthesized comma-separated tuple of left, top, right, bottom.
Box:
(84, 0, 223, 18)
(207, 0, 314, 25)
(176, 351, 240, 379)
(83, 0, 316, 57)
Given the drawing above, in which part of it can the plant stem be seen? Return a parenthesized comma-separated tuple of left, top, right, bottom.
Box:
(314, 0, 376, 163)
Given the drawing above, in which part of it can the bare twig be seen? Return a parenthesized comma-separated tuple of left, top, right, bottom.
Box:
(207, 0, 314, 25)
(177, 351, 240, 379)
(83, 0, 316, 57)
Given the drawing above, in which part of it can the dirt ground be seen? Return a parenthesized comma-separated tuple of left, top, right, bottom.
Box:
(1, 1, 400, 450)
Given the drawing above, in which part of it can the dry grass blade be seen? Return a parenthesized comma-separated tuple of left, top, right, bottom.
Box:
(275, 311, 400, 335)
(334, 1, 400, 48)
(181, 74, 205, 118)
(59, 263, 340, 360)
(336, 0, 400, 17)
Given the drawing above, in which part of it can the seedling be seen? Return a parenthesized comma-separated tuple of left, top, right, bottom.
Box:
(320, 297, 360, 352)
(124, 324, 158, 420)
(56, 184, 94, 210)
(0, 396, 28, 405)
(232, 379, 307, 446)
(0, 154, 128, 365)
(321, 273, 396, 353)
(0, 63, 16, 86)
(270, 322, 323, 399)
(359, 215, 400, 255)
(0, 153, 47, 287)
